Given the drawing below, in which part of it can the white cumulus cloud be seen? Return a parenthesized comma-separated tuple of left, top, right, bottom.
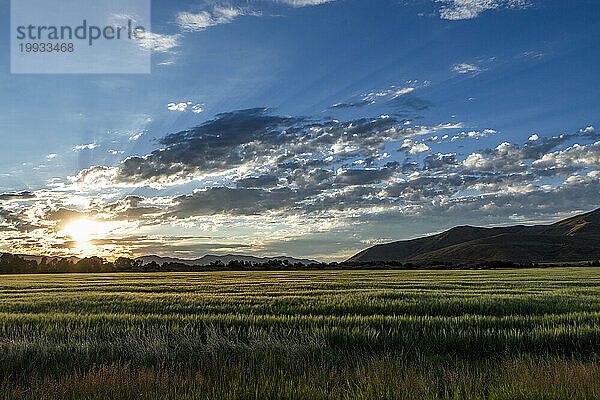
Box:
(167, 102, 204, 113)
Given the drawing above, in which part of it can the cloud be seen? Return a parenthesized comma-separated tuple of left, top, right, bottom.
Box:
(409, 143, 430, 154)
(177, 7, 243, 31)
(100, 195, 163, 221)
(72, 108, 414, 188)
(70, 166, 120, 188)
(0, 191, 36, 202)
(334, 168, 396, 186)
(453, 63, 483, 74)
(424, 153, 459, 170)
(463, 153, 493, 171)
(128, 132, 145, 141)
(137, 0, 341, 60)
(165, 187, 299, 217)
(274, 0, 336, 6)
(391, 170, 600, 227)
(449, 129, 495, 141)
(138, 32, 181, 53)
(236, 174, 280, 188)
(5, 110, 600, 260)
(533, 141, 600, 170)
(0, 207, 41, 232)
(167, 102, 204, 113)
(399, 139, 430, 154)
(167, 102, 188, 112)
(582, 126, 595, 135)
(331, 85, 432, 112)
(460, 135, 576, 173)
(73, 143, 98, 151)
(191, 104, 204, 113)
(437, 0, 529, 20)
(66, 108, 600, 226)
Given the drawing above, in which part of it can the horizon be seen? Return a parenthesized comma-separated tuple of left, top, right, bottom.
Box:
(3, 205, 599, 263)
(1, 0, 599, 262)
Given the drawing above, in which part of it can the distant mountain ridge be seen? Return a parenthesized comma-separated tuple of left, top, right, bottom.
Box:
(136, 254, 316, 266)
(348, 208, 600, 265)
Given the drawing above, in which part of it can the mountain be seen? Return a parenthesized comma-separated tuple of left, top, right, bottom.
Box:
(136, 254, 316, 266)
(348, 208, 600, 265)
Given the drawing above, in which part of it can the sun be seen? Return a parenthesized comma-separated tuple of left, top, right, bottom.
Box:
(63, 219, 94, 243)
(60, 218, 113, 256)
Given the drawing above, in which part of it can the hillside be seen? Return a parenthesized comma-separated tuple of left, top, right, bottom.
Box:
(348, 208, 600, 265)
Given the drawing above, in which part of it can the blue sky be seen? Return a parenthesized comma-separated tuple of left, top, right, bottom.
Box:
(0, 0, 599, 260)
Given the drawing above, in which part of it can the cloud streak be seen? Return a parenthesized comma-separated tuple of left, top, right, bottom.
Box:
(437, 0, 529, 20)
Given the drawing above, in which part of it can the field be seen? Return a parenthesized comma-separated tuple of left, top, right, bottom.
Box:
(1, 269, 600, 399)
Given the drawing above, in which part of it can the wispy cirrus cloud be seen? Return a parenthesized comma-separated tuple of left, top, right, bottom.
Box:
(273, 0, 336, 6)
(176, 7, 244, 31)
(437, 0, 529, 20)
(331, 84, 432, 112)
(138, 32, 181, 53)
(453, 63, 483, 74)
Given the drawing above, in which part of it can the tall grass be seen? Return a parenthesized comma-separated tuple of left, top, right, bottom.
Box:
(1, 268, 600, 399)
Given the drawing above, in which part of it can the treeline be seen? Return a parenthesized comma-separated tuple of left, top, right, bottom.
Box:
(1, 253, 600, 274)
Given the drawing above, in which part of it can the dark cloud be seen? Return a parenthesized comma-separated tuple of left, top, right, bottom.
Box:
(386, 94, 433, 112)
(100, 195, 163, 220)
(423, 153, 458, 170)
(74, 108, 300, 186)
(58, 107, 600, 244)
(73, 109, 407, 188)
(301, 186, 384, 214)
(395, 172, 600, 226)
(0, 191, 36, 201)
(0, 208, 41, 232)
(533, 166, 583, 177)
(330, 100, 371, 109)
(329, 87, 433, 113)
(235, 174, 279, 189)
(469, 135, 576, 173)
(334, 168, 395, 186)
(44, 208, 87, 223)
(165, 187, 300, 217)
(400, 162, 419, 173)
(384, 174, 471, 200)
(286, 168, 335, 191)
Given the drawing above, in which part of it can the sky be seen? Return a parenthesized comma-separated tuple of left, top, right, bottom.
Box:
(0, 0, 599, 261)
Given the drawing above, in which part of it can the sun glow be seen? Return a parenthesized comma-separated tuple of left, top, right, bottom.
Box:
(60, 218, 118, 256)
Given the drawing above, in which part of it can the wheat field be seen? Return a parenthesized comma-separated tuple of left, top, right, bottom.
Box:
(1, 268, 600, 399)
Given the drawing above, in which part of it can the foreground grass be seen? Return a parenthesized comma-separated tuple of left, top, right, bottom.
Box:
(1, 268, 600, 399)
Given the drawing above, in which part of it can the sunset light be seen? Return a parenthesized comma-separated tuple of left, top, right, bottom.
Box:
(1, 0, 599, 397)
(60, 218, 120, 256)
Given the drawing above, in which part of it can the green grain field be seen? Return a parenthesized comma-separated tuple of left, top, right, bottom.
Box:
(1, 268, 600, 399)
